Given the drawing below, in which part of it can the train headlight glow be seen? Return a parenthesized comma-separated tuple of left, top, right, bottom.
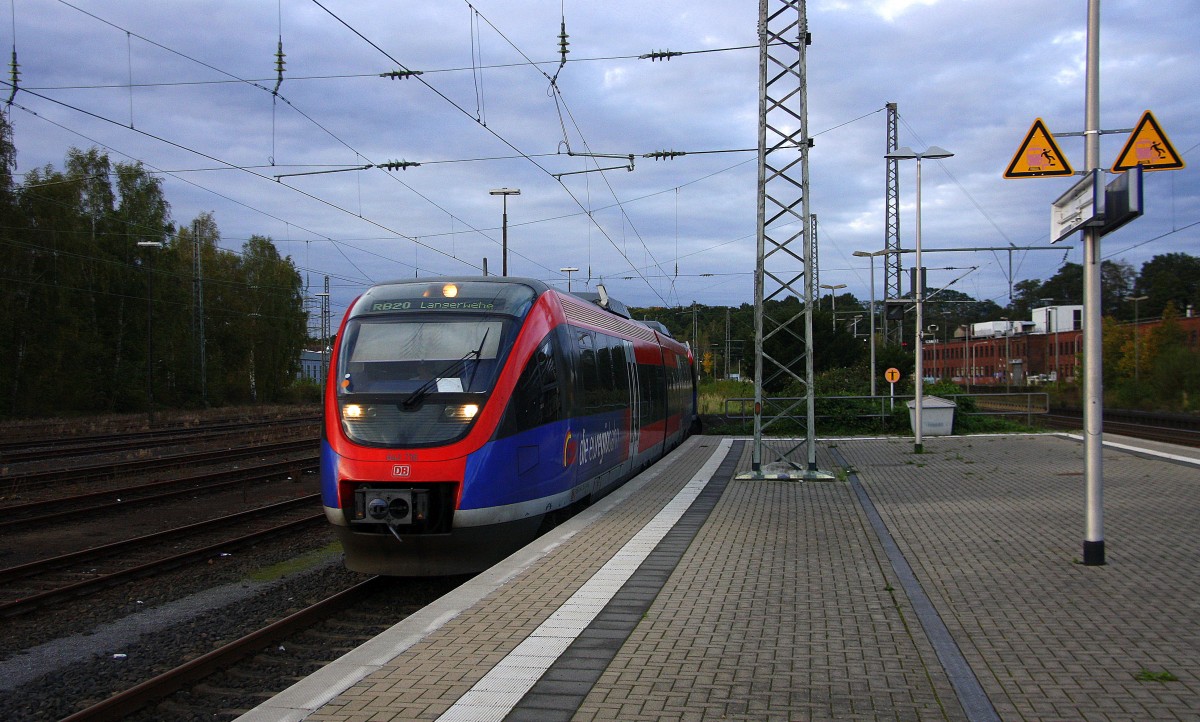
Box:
(442, 283, 459, 298)
(444, 403, 479, 420)
(343, 403, 366, 419)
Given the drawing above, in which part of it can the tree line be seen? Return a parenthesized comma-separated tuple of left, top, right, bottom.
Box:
(3, 102, 1196, 418)
(0, 113, 308, 418)
(638, 254, 1200, 412)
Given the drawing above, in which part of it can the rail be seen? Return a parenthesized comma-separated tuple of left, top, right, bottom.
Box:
(58, 576, 389, 722)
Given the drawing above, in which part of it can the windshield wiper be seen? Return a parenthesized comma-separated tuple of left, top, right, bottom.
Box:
(465, 328, 490, 392)
(401, 330, 490, 409)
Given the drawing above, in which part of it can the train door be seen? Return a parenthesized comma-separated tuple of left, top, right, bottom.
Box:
(623, 339, 640, 461)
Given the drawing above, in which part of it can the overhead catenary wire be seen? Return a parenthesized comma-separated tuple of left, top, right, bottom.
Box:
(6, 0, 17, 107)
(29, 0, 782, 299)
(311, 0, 672, 304)
(45, 0, 509, 279)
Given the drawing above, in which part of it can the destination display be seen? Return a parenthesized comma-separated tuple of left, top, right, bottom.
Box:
(352, 281, 537, 318)
(369, 298, 499, 313)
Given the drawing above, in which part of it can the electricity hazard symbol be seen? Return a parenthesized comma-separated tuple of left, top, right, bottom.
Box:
(1112, 110, 1184, 172)
(1004, 118, 1073, 178)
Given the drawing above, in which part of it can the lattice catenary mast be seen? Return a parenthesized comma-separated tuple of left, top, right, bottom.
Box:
(744, 0, 832, 480)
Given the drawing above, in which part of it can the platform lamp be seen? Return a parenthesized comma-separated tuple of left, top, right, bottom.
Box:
(560, 266, 579, 292)
(885, 145, 953, 453)
(489, 188, 520, 276)
(853, 249, 889, 399)
(1001, 317, 1012, 393)
(819, 283, 846, 331)
(1124, 295, 1148, 384)
(137, 241, 164, 423)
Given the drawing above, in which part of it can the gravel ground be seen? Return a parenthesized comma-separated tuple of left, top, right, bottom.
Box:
(0, 406, 462, 721)
(0, 533, 369, 722)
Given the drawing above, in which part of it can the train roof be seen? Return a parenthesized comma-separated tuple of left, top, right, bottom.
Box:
(360, 274, 686, 347)
(568, 291, 632, 319)
(366, 276, 637, 322)
(640, 320, 674, 338)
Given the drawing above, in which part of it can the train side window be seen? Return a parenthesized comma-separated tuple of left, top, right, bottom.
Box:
(577, 331, 597, 407)
(498, 333, 563, 438)
(637, 362, 665, 427)
(609, 337, 630, 396)
(596, 339, 615, 403)
(576, 330, 609, 414)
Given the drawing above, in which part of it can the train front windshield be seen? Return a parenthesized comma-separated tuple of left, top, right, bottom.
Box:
(334, 279, 539, 448)
(336, 317, 509, 446)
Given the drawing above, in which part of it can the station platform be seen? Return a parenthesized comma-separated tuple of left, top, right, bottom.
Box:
(240, 432, 1200, 721)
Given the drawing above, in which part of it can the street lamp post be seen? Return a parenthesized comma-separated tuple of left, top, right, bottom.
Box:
(560, 266, 579, 292)
(1039, 299, 1058, 383)
(819, 283, 846, 331)
(137, 241, 164, 422)
(1049, 307, 1058, 383)
(1001, 317, 1011, 393)
(962, 323, 970, 384)
(926, 325, 938, 379)
(1125, 295, 1149, 383)
(488, 188, 520, 276)
(853, 249, 888, 398)
(885, 145, 953, 453)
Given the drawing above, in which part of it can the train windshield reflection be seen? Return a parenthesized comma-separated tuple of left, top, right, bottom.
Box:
(339, 318, 507, 395)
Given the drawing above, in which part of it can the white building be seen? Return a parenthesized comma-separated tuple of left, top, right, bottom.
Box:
(1031, 304, 1083, 335)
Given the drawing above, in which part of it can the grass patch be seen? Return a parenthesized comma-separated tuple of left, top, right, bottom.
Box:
(246, 541, 344, 582)
(1135, 669, 1178, 683)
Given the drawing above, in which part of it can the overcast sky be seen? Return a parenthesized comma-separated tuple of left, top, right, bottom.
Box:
(6, 0, 1197, 321)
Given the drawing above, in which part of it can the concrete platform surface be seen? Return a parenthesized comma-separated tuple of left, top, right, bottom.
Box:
(239, 432, 1200, 721)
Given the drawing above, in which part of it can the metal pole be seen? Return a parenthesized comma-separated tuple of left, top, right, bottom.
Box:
(913, 157, 924, 453)
(490, 188, 520, 277)
(147, 260, 153, 418)
(725, 308, 731, 380)
(1129, 296, 1147, 382)
(1004, 319, 1012, 393)
(193, 221, 207, 407)
(868, 256, 877, 398)
(1052, 307, 1059, 383)
(750, 0, 768, 474)
(137, 241, 163, 422)
(1082, 0, 1105, 566)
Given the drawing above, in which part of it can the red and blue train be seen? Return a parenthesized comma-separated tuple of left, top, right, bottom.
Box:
(321, 277, 699, 575)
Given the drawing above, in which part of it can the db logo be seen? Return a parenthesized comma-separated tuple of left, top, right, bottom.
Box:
(392, 465, 411, 477)
(563, 431, 578, 467)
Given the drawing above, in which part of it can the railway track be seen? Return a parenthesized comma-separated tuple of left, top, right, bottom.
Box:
(0, 455, 318, 531)
(58, 576, 392, 722)
(53, 573, 469, 722)
(0, 414, 319, 464)
(1036, 409, 1200, 447)
(0, 497, 323, 617)
(0, 408, 352, 720)
(0, 438, 317, 491)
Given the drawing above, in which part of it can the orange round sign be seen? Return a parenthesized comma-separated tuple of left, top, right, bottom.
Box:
(885, 367, 901, 384)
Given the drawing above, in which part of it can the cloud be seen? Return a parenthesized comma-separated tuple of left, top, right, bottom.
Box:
(3, 0, 1196, 317)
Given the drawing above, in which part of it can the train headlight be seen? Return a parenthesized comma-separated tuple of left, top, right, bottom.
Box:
(444, 404, 479, 420)
(442, 283, 459, 298)
(343, 403, 366, 419)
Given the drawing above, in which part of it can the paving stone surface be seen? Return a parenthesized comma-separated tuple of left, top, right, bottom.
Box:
(575, 440, 962, 721)
(841, 434, 1200, 722)
(257, 433, 1200, 722)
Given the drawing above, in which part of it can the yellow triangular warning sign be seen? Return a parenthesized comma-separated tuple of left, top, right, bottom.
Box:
(1112, 110, 1185, 172)
(1004, 119, 1074, 178)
